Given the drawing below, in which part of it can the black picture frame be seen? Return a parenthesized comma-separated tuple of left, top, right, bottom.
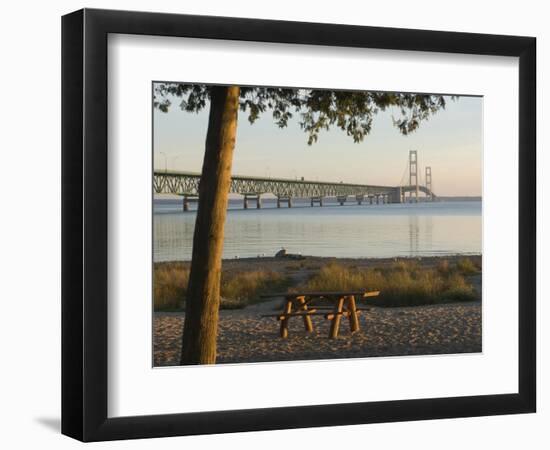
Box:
(62, 8, 536, 442)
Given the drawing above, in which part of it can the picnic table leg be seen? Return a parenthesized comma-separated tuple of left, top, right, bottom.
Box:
(297, 296, 314, 332)
(347, 295, 360, 333)
(329, 296, 346, 339)
(280, 299, 293, 338)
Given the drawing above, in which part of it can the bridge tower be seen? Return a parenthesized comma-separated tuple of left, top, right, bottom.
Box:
(425, 166, 433, 201)
(409, 150, 419, 202)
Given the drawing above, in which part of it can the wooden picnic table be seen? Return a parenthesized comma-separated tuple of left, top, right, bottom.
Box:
(262, 290, 380, 339)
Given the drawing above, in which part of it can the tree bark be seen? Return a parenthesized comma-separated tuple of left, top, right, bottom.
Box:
(180, 86, 240, 364)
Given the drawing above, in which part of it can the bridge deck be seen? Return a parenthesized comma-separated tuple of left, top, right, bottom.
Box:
(153, 170, 435, 200)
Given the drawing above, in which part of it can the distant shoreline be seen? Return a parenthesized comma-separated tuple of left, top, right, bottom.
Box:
(155, 253, 482, 267)
(435, 196, 482, 202)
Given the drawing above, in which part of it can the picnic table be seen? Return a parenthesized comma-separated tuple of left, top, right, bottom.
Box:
(262, 290, 380, 339)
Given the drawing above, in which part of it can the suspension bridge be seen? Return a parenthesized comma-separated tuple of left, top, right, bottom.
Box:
(153, 150, 436, 210)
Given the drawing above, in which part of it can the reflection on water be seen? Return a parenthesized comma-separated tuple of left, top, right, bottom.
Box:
(154, 199, 481, 262)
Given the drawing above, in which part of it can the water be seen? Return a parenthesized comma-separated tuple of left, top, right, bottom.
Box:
(154, 198, 481, 262)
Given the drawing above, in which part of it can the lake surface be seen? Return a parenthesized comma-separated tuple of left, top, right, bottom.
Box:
(154, 198, 481, 262)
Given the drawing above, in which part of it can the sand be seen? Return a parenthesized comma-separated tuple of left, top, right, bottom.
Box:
(154, 256, 482, 366)
(154, 303, 481, 366)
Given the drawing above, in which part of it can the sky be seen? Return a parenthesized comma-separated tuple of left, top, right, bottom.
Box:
(153, 87, 482, 197)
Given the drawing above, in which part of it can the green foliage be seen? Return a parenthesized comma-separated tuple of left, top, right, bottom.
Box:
(153, 83, 454, 145)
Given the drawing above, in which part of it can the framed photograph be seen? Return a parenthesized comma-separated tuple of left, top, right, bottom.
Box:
(62, 8, 536, 441)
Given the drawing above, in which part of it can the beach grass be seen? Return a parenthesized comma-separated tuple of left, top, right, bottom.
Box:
(299, 258, 479, 306)
(456, 257, 481, 275)
(154, 256, 480, 311)
(154, 263, 289, 311)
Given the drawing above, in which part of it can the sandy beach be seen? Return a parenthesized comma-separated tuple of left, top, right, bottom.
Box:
(154, 255, 481, 366)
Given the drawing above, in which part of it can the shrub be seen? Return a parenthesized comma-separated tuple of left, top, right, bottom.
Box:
(456, 257, 479, 275)
(441, 273, 478, 302)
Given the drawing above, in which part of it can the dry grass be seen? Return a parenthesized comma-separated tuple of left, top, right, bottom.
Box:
(220, 270, 288, 309)
(153, 263, 189, 311)
(456, 257, 480, 275)
(154, 263, 288, 311)
(437, 259, 451, 275)
(300, 261, 478, 307)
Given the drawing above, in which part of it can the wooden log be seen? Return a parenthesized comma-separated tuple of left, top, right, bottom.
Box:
(280, 299, 293, 338)
(297, 296, 314, 332)
(260, 310, 320, 320)
(347, 295, 360, 333)
(329, 296, 346, 338)
(324, 310, 362, 320)
(363, 291, 380, 297)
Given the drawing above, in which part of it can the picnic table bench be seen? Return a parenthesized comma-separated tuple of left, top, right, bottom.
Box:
(262, 290, 380, 339)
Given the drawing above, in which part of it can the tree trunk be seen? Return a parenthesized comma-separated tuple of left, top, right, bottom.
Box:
(180, 86, 240, 364)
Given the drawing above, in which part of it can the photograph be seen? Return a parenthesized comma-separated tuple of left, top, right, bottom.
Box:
(152, 83, 483, 366)
(0, 0, 541, 446)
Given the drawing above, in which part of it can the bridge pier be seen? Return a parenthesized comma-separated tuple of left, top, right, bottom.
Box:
(310, 196, 323, 206)
(277, 196, 292, 208)
(355, 194, 365, 205)
(387, 187, 402, 204)
(243, 194, 262, 209)
(181, 194, 199, 211)
(368, 195, 374, 205)
(336, 195, 347, 206)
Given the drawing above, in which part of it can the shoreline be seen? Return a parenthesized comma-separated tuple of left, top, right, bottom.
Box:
(155, 255, 482, 290)
(155, 253, 482, 267)
(154, 254, 482, 365)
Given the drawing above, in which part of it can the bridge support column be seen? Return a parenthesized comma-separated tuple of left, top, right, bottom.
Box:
(311, 196, 323, 206)
(355, 194, 364, 205)
(277, 196, 292, 208)
(388, 187, 403, 204)
(337, 195, 347, 206)
(243, 194, 261, 209)
(182, 194, 199, 211)
(376, 194, 380, 205)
